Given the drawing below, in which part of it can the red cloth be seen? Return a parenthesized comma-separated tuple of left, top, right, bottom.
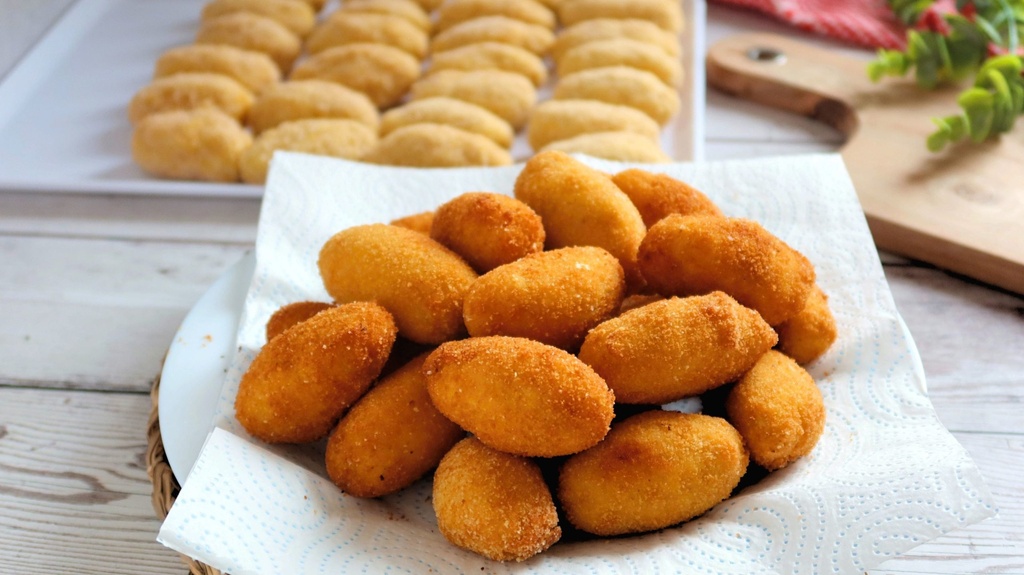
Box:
(711, 0, 926, 50)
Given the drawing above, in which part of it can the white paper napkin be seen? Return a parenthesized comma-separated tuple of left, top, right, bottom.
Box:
(159, 152, 994, 574)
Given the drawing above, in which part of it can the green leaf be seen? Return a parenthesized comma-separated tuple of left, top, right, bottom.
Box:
(959, 87, 996, 141)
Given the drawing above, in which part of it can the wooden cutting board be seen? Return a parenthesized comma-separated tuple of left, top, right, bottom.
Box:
(706, 33, 1024, 295)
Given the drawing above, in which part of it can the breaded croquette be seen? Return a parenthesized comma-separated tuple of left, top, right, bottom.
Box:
(389, 211, 434, 235)
(558, 0, 684, 32)
(325, 354, 464, 498)
(128, 72, 254, 124)
(291, 44, 421, 108)
(430, 16, 555, 55)
(154, 44, 281, 93)
(554, 66, 680, 125)
(131, 108, 252, 182)
(247, 80, 380, 134)
(775, 285, 838, 364)
(380, 97, 514, 148)
(424, 336, 615, 457)
(234, 302, 397, 443)
(726, 350, 826, 470)
(558, 37, 683, 87)
(638, 214, 816, 326)
(240, 118, 378, 184)
(201, 0, 316, 37)
(578, 292, 777, 404)
(527, 99, 660, 151)
(558, 411, 748, 536)
(551, 18, 680, 63)
(318, 224, 478, 344)
(433, 437, 561, 561)
(427, 42, 548, 87)
(462, 247, 624, 349)
(611, 168, 722, 226)
(264, 300, 335, 341)
(361, 123, 513, 167)
(196, 12, 302, 72)
(410, 70, 537, 129)
(434, 0, 556, 32)
(306, 12, 428, 59)
(430, 192, 545, 272)
(336, 0, 431, 32)
(539, 131, 671, 163)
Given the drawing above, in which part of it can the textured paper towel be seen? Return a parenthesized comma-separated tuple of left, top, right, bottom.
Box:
(159, 152, 994, 574)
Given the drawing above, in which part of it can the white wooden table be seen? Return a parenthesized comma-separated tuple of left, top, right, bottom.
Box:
(0, 2, 1021, 573)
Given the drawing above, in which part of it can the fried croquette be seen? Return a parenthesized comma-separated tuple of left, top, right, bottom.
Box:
(430, 192, 544, 272)
(427, 42, 548, 87)
(362, 123, 513, 167)
(265, 300, 335, 341)
(558, 37, 683, 87)
(551, 18, 680, 63)
(318, 224, 478, 344)
(325, 354, 464, 498)
(239, 118, 379, 184)
(513, 151, 647, 291)
(558, 411, 748, 536)
(234, 302, 397, 443)
(154, 44, 281, 93)
(554, 66, 680, 125)
(434, 0, 556, 33)
(638, 214, 817, 326)
(410, 69, 537, 129)
(539, 131, 671, 163)
(433, 437, 561, 562)
(201, 0, 316, 37)
(527, 99, 660, 151)
(430, 16, 555, 56)
(775, 286, 838, 365)
(131, 108, 252, 182)
(462, 247, 624, 349)
(306, 12, 428, 59)
(410, 0, 443, 10)
(196, 12, 302, 72)
(424, 336, 615, 457)
(578, 292, 777, 404)
(291, 44, 421, 108)
(380, 97, 514, 148)
(618, 293, 664, 314)
(390, 211, 434, 234)
(726, 350, 826, 470)
(336, 0, 431, 32)
(558, 0, 684, 32)
(128, 72, 254, 124)
(247, 80, 380, 134)
(611, 168, 723, 227)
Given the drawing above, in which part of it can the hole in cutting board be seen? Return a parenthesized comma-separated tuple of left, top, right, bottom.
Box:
(747, 47, 787, 64)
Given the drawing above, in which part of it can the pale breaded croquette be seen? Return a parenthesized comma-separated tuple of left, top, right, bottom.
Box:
(551, 18, 680, 63)
(247, 80, 380, 134)
(430, 192, 545, 272)
(433, 437, 561, 562)
(775, 285, 838, 365)
(132, 108, 252, 182)
(463, 247, 624, 349)
(611, 168, 723, 227)
(390, 210, 434, 234)
(424, 336, 615, 457)
(290, 44, 421, 108)
(726, 350, 826, 470)
(427, 42, 548, 87)
(306, 12, 428, 59)
(513, 150, 647, 291)
(336, 0, 431, 32)
(558, 0, 684, 32)
(201, 0, 316, 38)
(434, 0, 556, 33)
(325, 354, 464, 498)
(558, 37, 683, 87)
(361, 123, 513, 167)
(127, 72, 254, 124)
(554, 66, 680, 125)
(154, 44, 281, 93)
(265, 300, 335, 341)
(411, 0, 443, 10)
(296, 0, 327, 10)
(380, 97, 514, 148)
(318, 224, 478, 344)
(239, 119, 379, 184)
(527, 99, 660, 152)
(558, 411, 748, 536)
(234, 302, 397, 443)
(617, 293, 664, 314)
(430, 16, 555, 56)
(410, 70, 536, 129)
(578, 292, 777, 404)
(196, 12, 302, 72)
(638, 214, 817, 326)
(539, 131, 671, 163)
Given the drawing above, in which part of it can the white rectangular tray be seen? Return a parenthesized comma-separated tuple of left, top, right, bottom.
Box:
(0, 0, 705, 198)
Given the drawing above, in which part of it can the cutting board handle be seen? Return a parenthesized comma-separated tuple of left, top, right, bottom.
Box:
(706, 33, 876, 138)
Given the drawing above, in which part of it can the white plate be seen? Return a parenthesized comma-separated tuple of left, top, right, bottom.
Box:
(159, 251, 253, 482)
(0, 0, 704, 197)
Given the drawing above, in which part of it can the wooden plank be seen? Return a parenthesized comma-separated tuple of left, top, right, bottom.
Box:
(0, 235, 249, 392)
(0, 387, 181, 574)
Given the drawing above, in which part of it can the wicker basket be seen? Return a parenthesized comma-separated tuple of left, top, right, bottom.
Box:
(146, 373, 225, 575)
